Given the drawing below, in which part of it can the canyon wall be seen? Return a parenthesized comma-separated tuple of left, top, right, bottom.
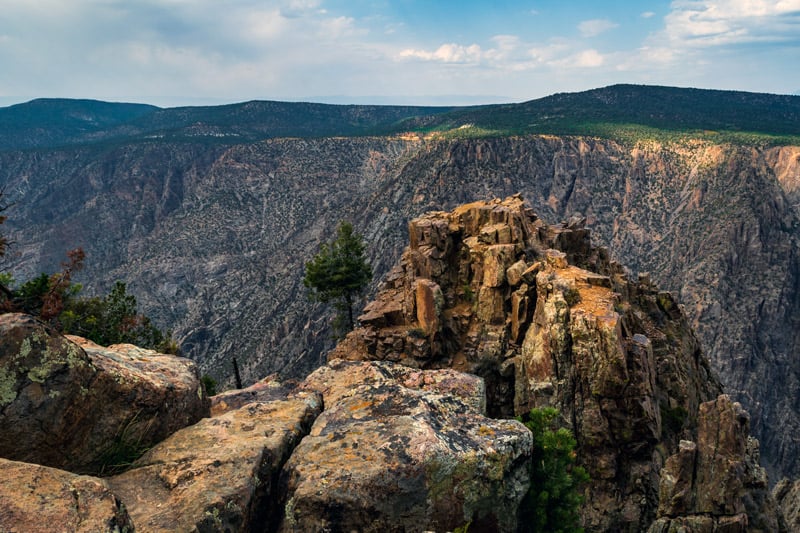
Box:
(2, 136, 799, 481)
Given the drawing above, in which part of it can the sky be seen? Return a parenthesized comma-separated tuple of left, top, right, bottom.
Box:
(1, 0, 799, 108)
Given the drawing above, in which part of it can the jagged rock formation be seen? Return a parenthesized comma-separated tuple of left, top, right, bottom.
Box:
(773, 478, 800, 530)
(329, 196, 784, 531)
(0, 197, 791, 532)
(651, 395, 782, 532)
(4, 134, 800, 483)
(0, 313, 208, 474)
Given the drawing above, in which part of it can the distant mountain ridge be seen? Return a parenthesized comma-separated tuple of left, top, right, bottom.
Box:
(0, 98, 455, 150)
(3, 84, 800, 151)
(420, 84, 800, 138)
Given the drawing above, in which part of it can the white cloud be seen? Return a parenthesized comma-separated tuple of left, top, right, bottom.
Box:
(641, 11, 656, 18)
(398, 43, 483, 64)
(578, 19, 619, 38)
(663, 0, 800, 47)
(574, 49, 605, 67)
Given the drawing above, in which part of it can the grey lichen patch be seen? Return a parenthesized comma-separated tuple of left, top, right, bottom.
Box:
(0, 366, 18, 407)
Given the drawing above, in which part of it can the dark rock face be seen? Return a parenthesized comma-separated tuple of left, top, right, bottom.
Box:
(773, 477, 800, 530)
(0, 313, 209, 474)
(651, 395, 784, 532)
(3, 136, 800, 482)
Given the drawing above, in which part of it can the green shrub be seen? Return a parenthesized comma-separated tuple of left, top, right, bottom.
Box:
(201, 374, 218, 397)
(517, 407, 589, 533)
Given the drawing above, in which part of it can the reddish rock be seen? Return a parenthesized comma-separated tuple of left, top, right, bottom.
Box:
(280, 360, 531, 533)
(109, 391, 322, 533)
(0, 458, 133, 533)
(415, 278, 443, 336)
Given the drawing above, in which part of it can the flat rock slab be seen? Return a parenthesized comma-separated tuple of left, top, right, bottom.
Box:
(109, 391, 322, 533)
(210, 376, 294, 417)
(0, 457, 133, 533)
(280, 360, 532, 532)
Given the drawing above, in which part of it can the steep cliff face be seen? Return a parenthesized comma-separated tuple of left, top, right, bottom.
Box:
(330, 196, 734, 530)
(3, 135, 800, 481)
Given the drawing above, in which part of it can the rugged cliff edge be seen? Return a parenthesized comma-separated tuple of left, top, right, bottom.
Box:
(329, 195, 787, 531)
(0, 197, 793, 532)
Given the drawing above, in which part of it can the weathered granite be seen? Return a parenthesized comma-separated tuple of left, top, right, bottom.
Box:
(0, 314, 209, 474)
(279, 359, 531, 532)
(108, 391, 322, 533)
(0, 458, 133, 533)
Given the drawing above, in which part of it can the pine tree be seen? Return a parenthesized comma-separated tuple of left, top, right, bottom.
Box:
(303, 221, 372, 336)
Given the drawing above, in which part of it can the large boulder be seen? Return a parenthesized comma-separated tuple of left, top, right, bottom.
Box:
(108, 390, 322, 533)
(0, 458, 133, 533)
(0, 313, 209, 474)
(278, 360, 532, 532)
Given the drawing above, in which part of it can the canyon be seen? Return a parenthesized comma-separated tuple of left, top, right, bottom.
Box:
(2, 88, 800, 485)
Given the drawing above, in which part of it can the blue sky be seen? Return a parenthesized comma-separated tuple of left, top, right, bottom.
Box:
(0, 0, 798, 107)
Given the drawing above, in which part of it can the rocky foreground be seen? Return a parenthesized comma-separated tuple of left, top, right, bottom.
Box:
(1, 197, 797, 531)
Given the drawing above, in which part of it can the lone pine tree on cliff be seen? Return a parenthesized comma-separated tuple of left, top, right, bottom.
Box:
(303, 221, 372, 337)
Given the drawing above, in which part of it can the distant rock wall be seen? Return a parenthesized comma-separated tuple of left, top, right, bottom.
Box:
(3, 135, 800, 482)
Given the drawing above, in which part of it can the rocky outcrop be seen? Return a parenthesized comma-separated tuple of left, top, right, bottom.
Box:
(280, 359, 531, 533)
(5, 134, 800, 482)
(651, 394, 784, 532)
(0, 458, 133, 533)
(0, 196, 792, 532)
(773, 478, 800, 530)
(108, 390, 322, 533)
(330, 196, 780, 531)
(0, 313, 531, 533)
(0, 313, 208, 474)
